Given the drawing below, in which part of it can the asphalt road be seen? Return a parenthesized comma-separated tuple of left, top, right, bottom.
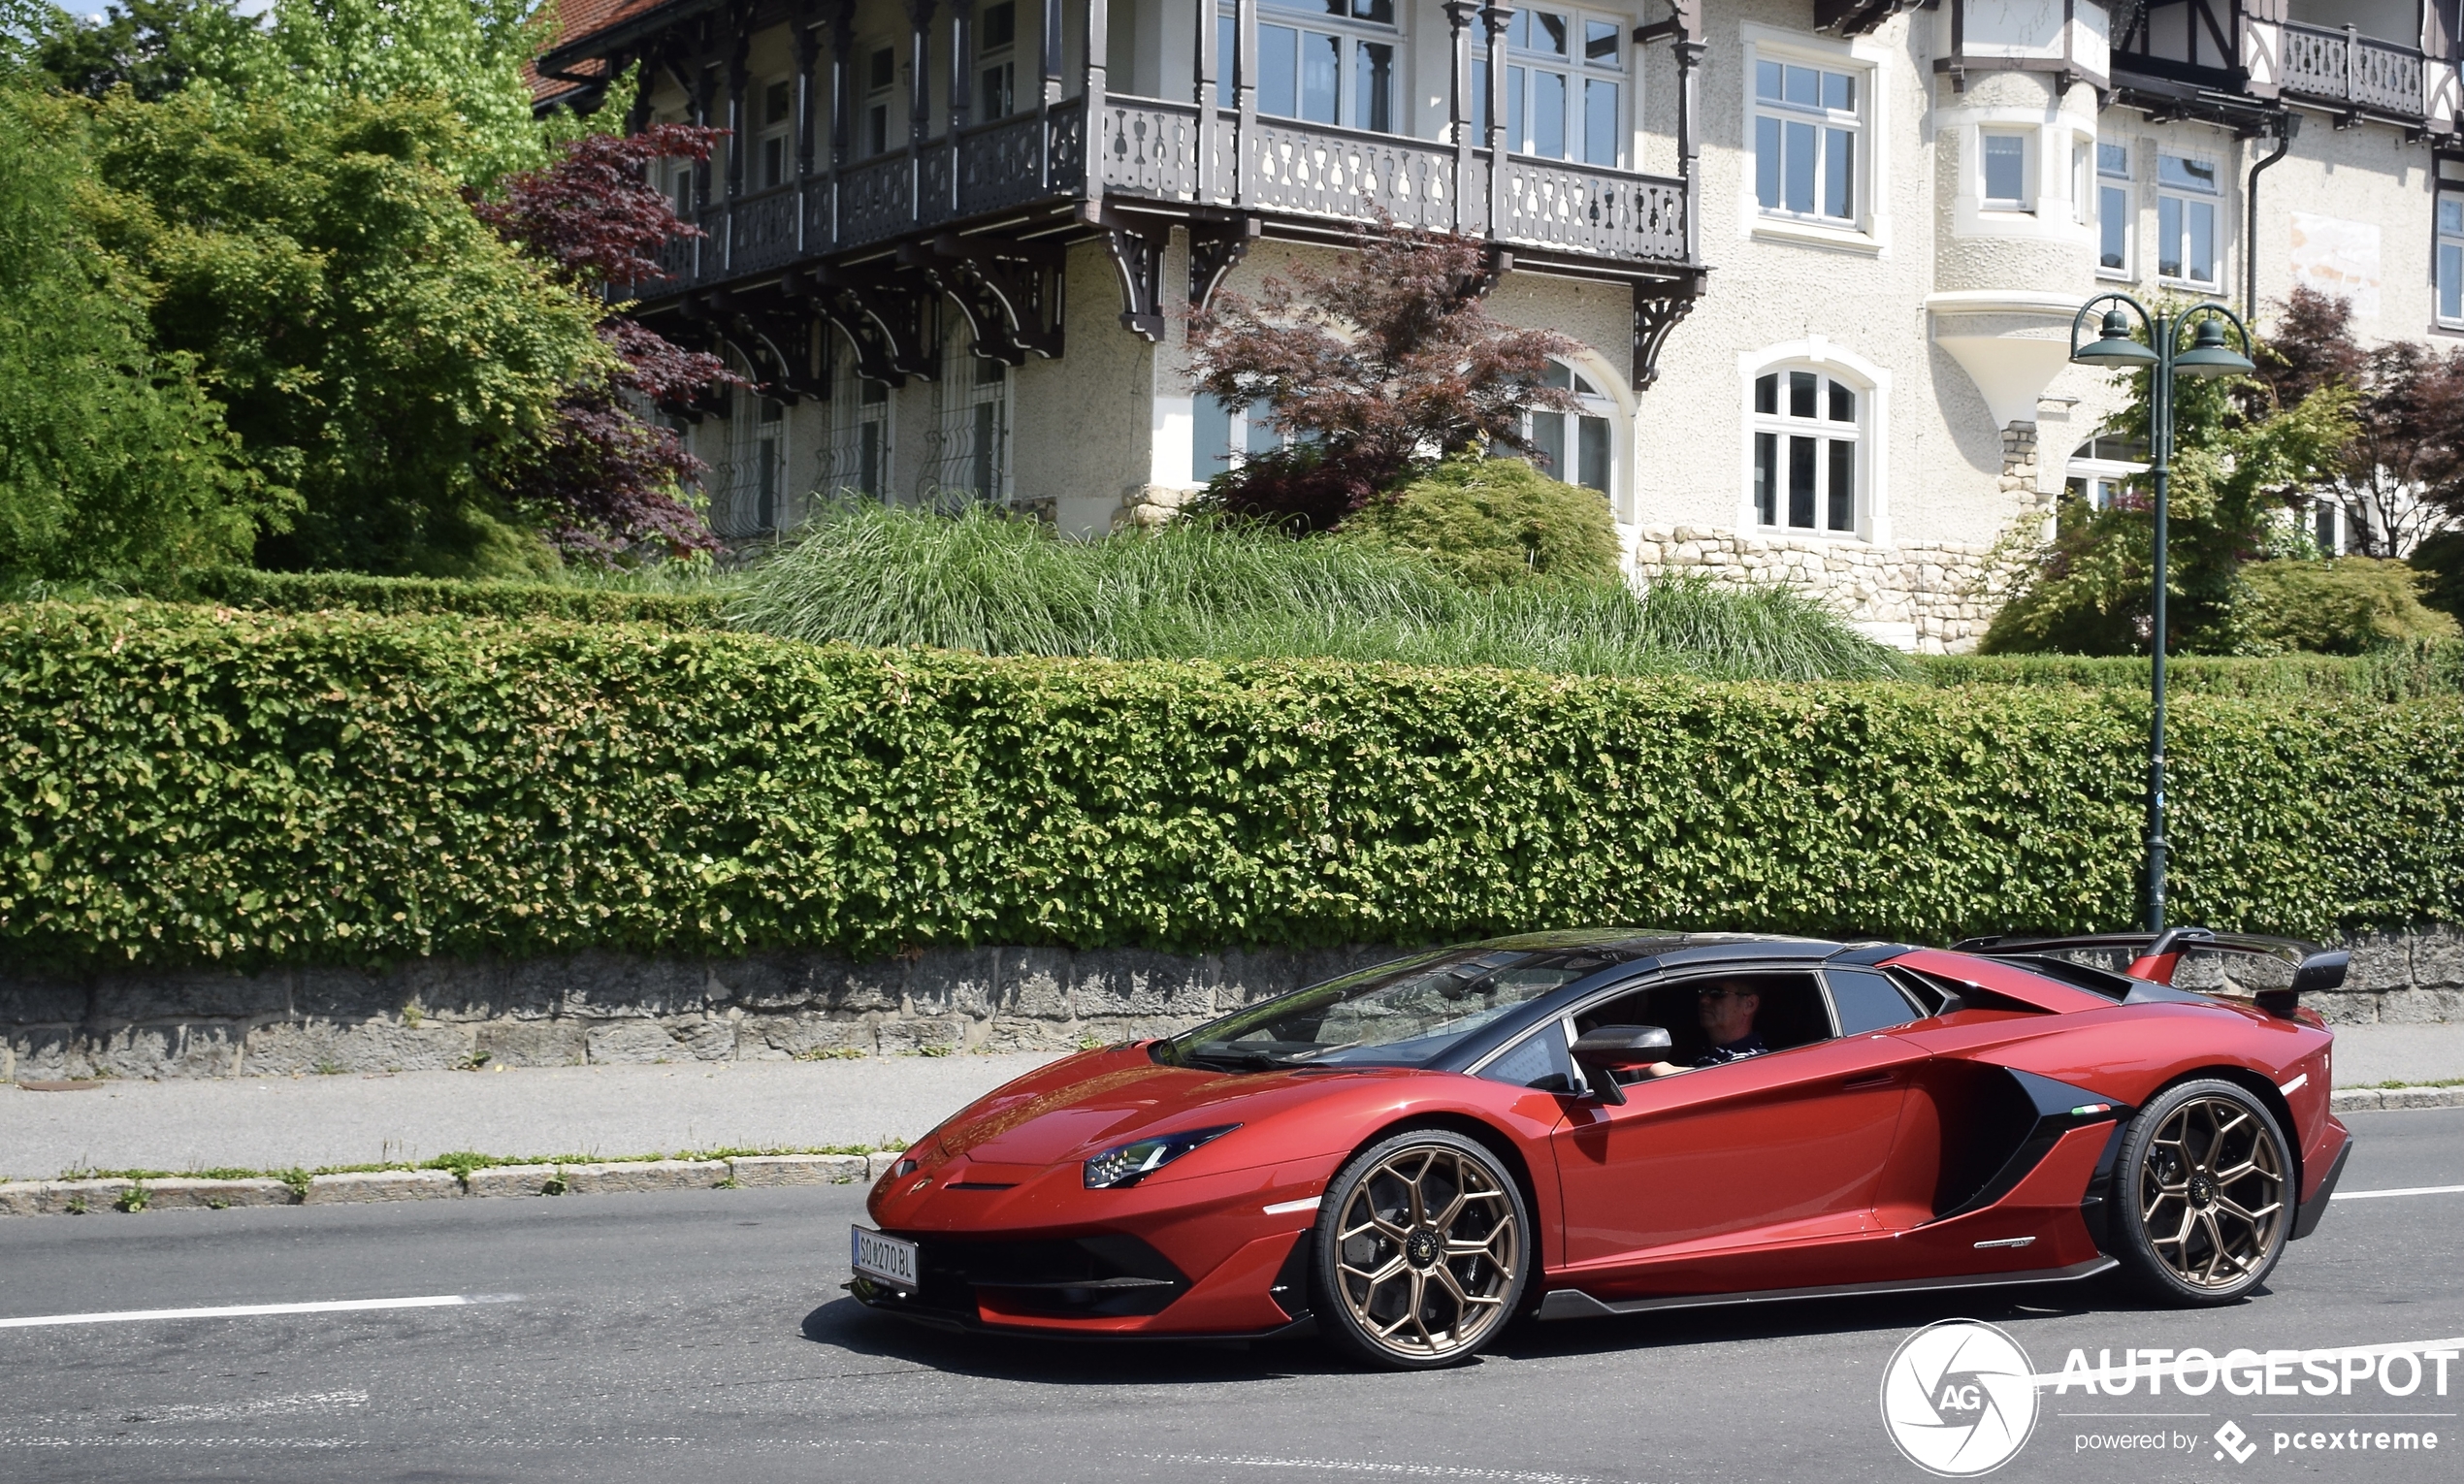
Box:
(2, 1108, 2458, 1484)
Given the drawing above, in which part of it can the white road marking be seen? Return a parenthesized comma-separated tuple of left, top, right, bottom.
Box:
(1150, 1455, 1598, 1483)
(1261, 1196, 1321, 1216)
(120, 1391, 370, 1424)
(0, 1294, 520, 1330)
(2333, 1183, 2464, 1201)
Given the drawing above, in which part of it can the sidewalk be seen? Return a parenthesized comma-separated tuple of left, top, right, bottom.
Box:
(0, 1053, 1068, 1181)
(2, 1023, 2456, 1184)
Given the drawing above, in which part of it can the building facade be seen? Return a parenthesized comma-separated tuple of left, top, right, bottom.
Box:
(539, 0, 2464, 651)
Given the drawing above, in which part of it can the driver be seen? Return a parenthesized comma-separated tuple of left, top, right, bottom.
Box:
(1642, 981, 1768, 1078)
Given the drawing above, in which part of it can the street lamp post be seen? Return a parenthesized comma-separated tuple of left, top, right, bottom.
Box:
(2067, 296, 2256, 933)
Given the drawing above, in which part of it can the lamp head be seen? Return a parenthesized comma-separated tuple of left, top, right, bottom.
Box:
(2173, 315, 2256, 379)
(2073, 307, 2158, 369)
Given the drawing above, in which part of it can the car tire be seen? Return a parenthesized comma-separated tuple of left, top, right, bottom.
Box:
(2109, 1078, 2293, 1307)
(1309, 1129, 1531, 1371)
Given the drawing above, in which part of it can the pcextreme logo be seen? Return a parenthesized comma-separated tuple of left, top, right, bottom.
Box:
(1880, 1320, 2041, 1476)
(1880, 1325, 2461, 1475)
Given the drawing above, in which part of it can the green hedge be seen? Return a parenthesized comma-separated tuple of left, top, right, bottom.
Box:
(1918, 645, 2464, 701)
(176, 567, 729, 629)
(4, 600, 2459, 972)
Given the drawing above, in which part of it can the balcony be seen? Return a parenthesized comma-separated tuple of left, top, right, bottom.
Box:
(641, 95, 1687, 294)
(2278, 21, 2426, 120)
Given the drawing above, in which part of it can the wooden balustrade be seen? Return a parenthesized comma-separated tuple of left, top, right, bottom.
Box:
(2280, 21, 2425, 117)
(632, 89, 1690, 297)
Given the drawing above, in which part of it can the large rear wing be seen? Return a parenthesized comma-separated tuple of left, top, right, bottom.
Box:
(1949, 926, 2349, 1019)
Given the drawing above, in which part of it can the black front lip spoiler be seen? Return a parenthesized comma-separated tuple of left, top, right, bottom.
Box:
(2289, 1133, 2353, 1241)
(845, 1279, 1318, 1344)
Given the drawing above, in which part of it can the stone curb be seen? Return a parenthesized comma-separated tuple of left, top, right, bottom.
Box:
(729, 1153, 873, 1186)
(304, 1169, 464, 1204)
(0, 1151, 905, 1216)
(2330, 1086, 2464, 1112)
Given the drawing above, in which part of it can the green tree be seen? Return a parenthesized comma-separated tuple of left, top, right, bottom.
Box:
(22, 0, 255, 100)
(1983, 307, 2355, 656)
(0, 83, 268, 584)
(83, 86, 611, 574)
(192, 0, 553, 189)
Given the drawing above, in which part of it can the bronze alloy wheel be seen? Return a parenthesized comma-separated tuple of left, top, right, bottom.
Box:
(2116, 1079, 2291, 1305)
(1313, 1131, 1528, 1369)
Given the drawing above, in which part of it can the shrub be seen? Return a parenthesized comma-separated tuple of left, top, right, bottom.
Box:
(1920, 645, 2464, 701)
(726, 500, 1898, 681)
(178, 566, 729, 629)
(2409, 530, 2464, 620)
(2239, 558, 2459, 654)
(2, 600, 2457, 974)
(1340, 458, 1621, 588)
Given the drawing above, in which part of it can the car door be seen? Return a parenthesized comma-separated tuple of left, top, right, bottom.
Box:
(1547, 969, 1926, 1294)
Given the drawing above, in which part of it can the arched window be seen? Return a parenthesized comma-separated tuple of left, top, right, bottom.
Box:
(1529, 360, 1615, 497)
(2064, 431, 2147, 511)
(923, 310, 1010, 505)
(1750, 364, 1864, 533)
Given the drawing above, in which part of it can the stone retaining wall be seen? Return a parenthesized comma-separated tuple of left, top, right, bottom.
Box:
(4, 929, 2455, 1082)
(0, 946, 1399, 1081)
(1628, 525, 2018, 654)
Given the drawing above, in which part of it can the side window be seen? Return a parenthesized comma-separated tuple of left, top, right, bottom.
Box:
(1572, 971, 1833, 1068)
(1479, 1019, 1576, 1092)
(1825, 968, 1922, 1035)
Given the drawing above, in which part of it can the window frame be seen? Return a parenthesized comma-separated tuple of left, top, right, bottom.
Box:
(1748, 363, 1867, 539)
(1237, 0, 1401, 135)
(978, 0, 1019, 121)
(1738, 25, 1885, 252)
(1978, 126, 2035, 213)
(1470, 5, 1631, 167)
(2156, 150, 2223, 291)
(2096, 141, 2132, 279)
(863, 44, 898, 158)
(1523, 358, 1618, 500)
(2437, 192, 2464, 331)
(756, 79, 795, 191)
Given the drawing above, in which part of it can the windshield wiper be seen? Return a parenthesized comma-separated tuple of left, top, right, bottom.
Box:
(1181, 1044, 1312, 1071)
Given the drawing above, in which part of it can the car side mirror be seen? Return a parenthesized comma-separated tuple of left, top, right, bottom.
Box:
(1570, 1024, 1672, 1106)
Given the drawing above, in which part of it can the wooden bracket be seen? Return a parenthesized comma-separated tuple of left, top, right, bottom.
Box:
(790, 264, 939, 384)
(1631, 274, 1704, 393)
(1187, 214, 1259, 311)
(1097, 211, 1169, 341)
(897, 236, 1066, 364)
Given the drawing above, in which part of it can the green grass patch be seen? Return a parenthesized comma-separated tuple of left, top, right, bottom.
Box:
(728, 501, 1909, 683)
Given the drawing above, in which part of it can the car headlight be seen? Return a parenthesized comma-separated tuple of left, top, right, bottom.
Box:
(1082, 1124, 1240, 1189)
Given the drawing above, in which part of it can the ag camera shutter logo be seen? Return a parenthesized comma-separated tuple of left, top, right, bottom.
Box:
(1880, 1319, 2041, 1475)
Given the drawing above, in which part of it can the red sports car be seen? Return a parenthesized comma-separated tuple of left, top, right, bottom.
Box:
(850, 928, 2352, 1370)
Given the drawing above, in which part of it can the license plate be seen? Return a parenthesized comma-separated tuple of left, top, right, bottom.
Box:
(851, 1226, 920, 1289)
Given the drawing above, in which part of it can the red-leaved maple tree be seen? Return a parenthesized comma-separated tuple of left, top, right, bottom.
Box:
(475, 125, 744, 559)
(1184, 223, 1580, 531)
(2259, 285, 2464, 554)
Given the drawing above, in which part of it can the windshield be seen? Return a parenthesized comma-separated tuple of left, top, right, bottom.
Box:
(1157, 947, 1637, 1071)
